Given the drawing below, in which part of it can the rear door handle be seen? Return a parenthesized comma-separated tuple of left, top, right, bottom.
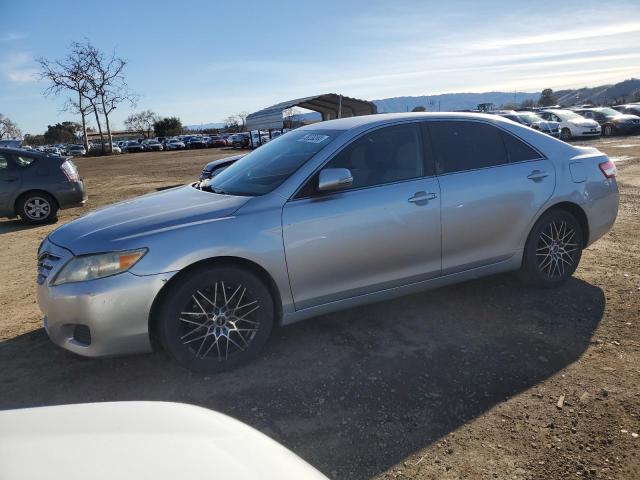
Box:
(408, 191, 437, 203)
(3, 175, 19, 183)
(527, 170, 549, 181)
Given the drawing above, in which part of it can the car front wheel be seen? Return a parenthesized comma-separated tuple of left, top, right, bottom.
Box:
(157, 265, 274, 372)
(519, 210, 583, 287)
(559, 128, 572, 141)
(17, 192, 58, 224)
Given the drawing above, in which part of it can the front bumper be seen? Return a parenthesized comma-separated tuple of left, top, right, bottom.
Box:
(37, 239, 176, 357)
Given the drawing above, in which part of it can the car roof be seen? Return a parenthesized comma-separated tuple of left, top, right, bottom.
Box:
(300, 111, 520, 132)
(0, 147, 47, 157)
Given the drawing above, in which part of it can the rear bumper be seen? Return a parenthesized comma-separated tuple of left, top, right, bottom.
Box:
(55, 180, 87, 209)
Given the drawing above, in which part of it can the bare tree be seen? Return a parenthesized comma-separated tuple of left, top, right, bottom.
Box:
(81, 42, 137, 153)
(125, 110, 159, 138)
(224, 115, 240, 133)
(0, 113, 22, 139)
(237, 111, 249, 132)
(37, 44, 92, 150)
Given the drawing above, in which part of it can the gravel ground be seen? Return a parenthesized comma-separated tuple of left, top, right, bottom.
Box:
(0, 139, 638, 479)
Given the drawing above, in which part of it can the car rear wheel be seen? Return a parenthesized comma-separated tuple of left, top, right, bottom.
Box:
(17, 192, 58, 224)
(559, 128, 572, 141)
(157, 265, 274, 373)
(519, 210, 583, 287)
(603, 124, 614, 137)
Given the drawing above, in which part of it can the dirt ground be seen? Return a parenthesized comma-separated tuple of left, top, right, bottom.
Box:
(1, 139, 639, 480)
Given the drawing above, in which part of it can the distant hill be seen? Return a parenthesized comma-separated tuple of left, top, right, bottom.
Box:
(554, 78, 640, 106)
(373, 91, 540, 113)
(191, 78, 640, 128)
(184, 122, 226, 131)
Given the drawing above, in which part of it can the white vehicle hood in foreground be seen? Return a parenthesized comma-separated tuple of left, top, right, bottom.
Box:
(0, 402, 328, 480)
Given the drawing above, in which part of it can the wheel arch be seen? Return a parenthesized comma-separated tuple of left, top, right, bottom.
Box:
(537, 201, 589, 247)
(148, 256, 283, 352)
(14, 189, 60, 215)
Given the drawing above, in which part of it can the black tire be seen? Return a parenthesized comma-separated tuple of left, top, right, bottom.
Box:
(17, 191, 58, 224)
(560, 128, 572, 141)
(157, 265, 274, 373)
(519, 210, 583, 288)
(603, 124, 614, 137)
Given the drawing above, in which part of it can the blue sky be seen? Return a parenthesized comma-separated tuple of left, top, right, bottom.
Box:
(1, 0, 639, 134)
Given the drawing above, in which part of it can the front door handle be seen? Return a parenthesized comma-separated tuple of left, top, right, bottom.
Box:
(3, 175, 19, 183)
(408, 191, 437, 203)
(527, 170, 549, 181)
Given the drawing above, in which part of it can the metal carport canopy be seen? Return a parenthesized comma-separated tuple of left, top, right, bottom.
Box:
(246, 93, 377, 131)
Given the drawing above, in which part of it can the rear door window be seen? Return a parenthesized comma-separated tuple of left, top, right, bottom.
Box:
(428, 121, 508, 174)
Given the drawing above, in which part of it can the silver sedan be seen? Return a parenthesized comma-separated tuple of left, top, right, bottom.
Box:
(37, 113, 619, 372)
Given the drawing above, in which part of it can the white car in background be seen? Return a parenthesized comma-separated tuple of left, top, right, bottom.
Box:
(538, 109, 601, 141)
(0, 402, 328, 480)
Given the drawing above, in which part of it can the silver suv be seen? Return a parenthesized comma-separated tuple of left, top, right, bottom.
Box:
(37, 113, 619, 372)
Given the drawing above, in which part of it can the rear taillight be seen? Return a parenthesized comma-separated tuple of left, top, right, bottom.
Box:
(60, 160, 80, 182)
(598, 159, 617, 179)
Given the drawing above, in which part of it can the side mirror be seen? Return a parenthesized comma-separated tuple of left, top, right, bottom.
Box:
(317, 168, 353, 192)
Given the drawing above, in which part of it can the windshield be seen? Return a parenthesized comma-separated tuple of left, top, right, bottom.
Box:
(517, 113, 542, 123)
(598, 108, 621, 117)
(555, 111, 584, 121)
(204, 129, 341, 196)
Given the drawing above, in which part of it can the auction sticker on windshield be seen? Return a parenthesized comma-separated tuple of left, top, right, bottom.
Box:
(297, 134, 330, 144)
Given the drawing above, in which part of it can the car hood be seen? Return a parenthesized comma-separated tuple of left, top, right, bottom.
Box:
(0, 402, 328, 480)
(49, 184, 250, 254)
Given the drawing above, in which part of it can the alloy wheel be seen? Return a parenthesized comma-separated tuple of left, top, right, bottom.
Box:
(24, 197, 51, 220)
(178, 281, 260, 361)
(536, 220, 578, 279)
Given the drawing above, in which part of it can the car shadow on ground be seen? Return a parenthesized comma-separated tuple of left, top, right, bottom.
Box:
(0, 274, 604, 480)
(0, 218, 42, 234)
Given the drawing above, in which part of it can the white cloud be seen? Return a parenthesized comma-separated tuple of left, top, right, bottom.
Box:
(474, 22, 640, 50)
(0, 52, 38, 84)
(1, 32, 29, 42)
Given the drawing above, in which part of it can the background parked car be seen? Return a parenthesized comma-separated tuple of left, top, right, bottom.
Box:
(495, 111, 560, 137)
(537, 109, 601, 140)
(572, 107, 640, 136)
(142, 139, 164, 151)
(67, 145, 86, 156)
(163, 138, 186, 150)
(230, 133, 250, 149)
(122, 141, 145, 153)
(613, 104, 640, 116)
(186, 137, 208, 149)
(0, 147, 87, 224)
(44, 147, 63, 156)
(198, 154, 245, 180)
(205, 136, 228, 148)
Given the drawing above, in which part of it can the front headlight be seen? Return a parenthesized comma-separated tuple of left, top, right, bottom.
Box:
(51, 248, 147, 286)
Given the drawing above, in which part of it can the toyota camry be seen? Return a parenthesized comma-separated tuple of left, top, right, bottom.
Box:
(37, 113, 619, 372)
